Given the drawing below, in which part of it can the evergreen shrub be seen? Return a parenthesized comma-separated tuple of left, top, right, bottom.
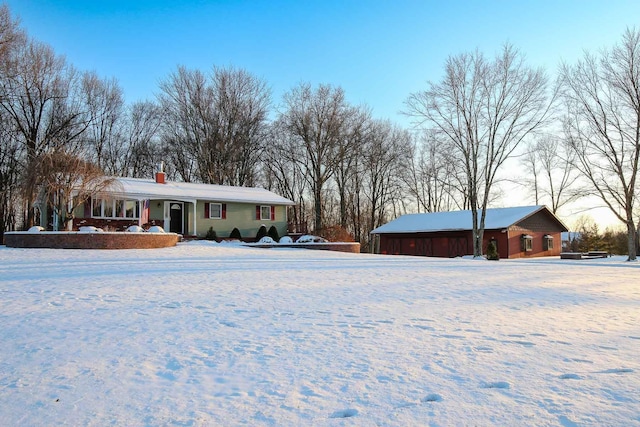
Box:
(255, 225, 267, 241)
(230, 227, 242, 240)
(267, 225, 280, 242)
(487, 240, 499, 260)
(205, 227, 218, 241)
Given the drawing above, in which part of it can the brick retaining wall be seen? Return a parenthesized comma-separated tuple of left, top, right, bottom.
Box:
(3, 232, 180, 249)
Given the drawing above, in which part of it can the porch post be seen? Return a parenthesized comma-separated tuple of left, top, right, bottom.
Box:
(67, 197, 74, 231)
(192, 200, 197, 237)
(52, 192, 59, 231)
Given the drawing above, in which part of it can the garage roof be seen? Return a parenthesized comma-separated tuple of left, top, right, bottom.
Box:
(370, 206, 568, 234)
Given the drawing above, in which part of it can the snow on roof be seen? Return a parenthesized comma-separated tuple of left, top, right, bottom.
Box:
(371, 205, 561, 234)
(106, 177, 295, 205)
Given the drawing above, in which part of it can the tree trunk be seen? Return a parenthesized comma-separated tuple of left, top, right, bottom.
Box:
(314, 187, 322, 232)
(471, 207, 482, 257)
(626, 219, 637, 261)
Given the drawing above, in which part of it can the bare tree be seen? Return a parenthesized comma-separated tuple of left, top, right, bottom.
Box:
(262, 119, 310, 233)
(0, 112, 21, 238)
(122, 101, 163, 178)
(159, 65, 270, 185)
(0, 5, 24, 84)
(280, 83, 350, 231)
(334, 106, 370, 229)
(210, 66, 270, 186)
(159, 66, 211, 183)
(519, 135, 581, 213)
(0, 37, 91, 228)
(560, 28, 640, 260)
(82, 72, 125, 174)
(0, 4, 24, 237)
(361, 120, 412, 244)
(406, 44, 551, 256)
(403, 130, 466, 213)
(34, 150, 116, 230)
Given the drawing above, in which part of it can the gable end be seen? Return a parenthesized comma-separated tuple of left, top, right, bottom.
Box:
(511, 209, 567, 232)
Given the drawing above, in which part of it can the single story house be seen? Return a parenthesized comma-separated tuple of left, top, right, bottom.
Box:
(370, 205, 569, 259)
(69, 170, 295, 239)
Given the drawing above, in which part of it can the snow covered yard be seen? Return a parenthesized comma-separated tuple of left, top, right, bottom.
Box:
(0, 242, 638, 426)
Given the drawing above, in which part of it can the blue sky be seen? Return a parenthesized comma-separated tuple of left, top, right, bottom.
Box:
(5, 0, 640, 127)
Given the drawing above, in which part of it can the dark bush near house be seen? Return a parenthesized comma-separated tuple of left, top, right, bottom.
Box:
(255, 225, 267, 241)
(267, 225, 280, 242)
(230, 227, 242, 240)
(486, 240, 499, 260)
(204, 227, 218, 241)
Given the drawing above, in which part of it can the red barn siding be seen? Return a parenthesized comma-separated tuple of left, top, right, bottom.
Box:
(375, 208, 567, 259)
(379, 230, 563, 259)
(381, 231, 477, 258)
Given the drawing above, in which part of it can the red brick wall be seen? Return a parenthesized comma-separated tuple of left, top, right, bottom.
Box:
(3, 232, 179, 249)
(507, 230, 562, 258)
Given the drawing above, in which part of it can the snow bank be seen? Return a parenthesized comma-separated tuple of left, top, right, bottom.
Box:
(296, 235, 328, 243)
(146, 225, 165, 233)
(78, 226, 103, 233)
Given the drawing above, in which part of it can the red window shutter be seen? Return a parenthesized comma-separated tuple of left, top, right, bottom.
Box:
(256, 205, 260, 220)
(222, 204, 227, 219)
(204, 202, 210, 218)
(84, 198, 92, 218)
(270, 205, 275, 221)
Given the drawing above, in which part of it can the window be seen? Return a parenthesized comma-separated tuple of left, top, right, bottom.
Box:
(104, 200, 114, 218)
(209, 203, 222, 219)
(91, 198, 139, 219)
(125, 200, 137, 218)
(256, 205, 275, 221)
(521, 234, 533, 252)
(115, 200, 124, 218)
(92, 198, 103, 217)
(260, 205, 272, 221)
(543, 234, 554, 250)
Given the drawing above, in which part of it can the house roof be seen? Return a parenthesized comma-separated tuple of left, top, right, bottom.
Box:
(370, 205, 568, 234)
(104, 177, 295, 206)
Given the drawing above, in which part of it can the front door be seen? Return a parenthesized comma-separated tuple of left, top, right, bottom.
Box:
(164, 201, 184, 234)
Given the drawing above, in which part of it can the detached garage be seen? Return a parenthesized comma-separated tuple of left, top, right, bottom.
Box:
(370, 205, 568, 259)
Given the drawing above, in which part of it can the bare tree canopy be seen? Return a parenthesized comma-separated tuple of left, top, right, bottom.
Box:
(34, 150, 115, 230)
(361, 120, 412, 234)
(82, 72, 125, 174)
(159, 65, 271, 185)
(122, 101, 163, 178)
(519, 135, 581, 213)
(560, 28, 640, 260)
(262, 119, 310, 233)
(0, 4, 24, 238)
(279, 83, 351, 231)
(0, 35, 93, 228)
(405, 44, 551, 256)
(403, 130, 466, 213)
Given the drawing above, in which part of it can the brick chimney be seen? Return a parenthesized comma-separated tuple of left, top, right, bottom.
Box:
(155, 161, 166, 184)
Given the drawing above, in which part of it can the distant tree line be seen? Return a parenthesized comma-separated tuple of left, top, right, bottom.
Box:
(1, 4, 639, 258)
(564, 216, 629, 256)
